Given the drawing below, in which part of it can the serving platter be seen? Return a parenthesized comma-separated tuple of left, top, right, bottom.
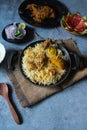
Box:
(18, 0, 68, 28)
(19, 39, 71, 87)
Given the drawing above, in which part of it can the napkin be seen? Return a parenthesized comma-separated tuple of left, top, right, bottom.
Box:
(6, 39, 87, 107)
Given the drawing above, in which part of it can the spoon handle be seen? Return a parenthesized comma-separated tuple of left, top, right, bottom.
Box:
(6, 96, 20, 124)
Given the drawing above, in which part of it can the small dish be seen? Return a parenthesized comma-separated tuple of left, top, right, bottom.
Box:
(4, 23, 26, 40)
(2, 23, 34, 44)
(0, 43, 6, 64)
(61, 13, 87, 35)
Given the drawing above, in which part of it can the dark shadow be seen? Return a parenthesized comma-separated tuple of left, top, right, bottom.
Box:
(79, 56, 87, 69)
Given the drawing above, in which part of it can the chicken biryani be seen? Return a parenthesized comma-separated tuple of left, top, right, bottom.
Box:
(21, 39, 67, 86)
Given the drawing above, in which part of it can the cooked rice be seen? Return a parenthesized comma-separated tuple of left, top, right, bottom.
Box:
(21, 39, 67, 86)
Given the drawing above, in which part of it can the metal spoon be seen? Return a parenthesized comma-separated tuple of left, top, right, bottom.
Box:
(0, 83, 20, 124)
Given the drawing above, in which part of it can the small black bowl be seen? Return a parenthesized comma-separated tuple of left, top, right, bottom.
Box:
(2, 23, 34, 44)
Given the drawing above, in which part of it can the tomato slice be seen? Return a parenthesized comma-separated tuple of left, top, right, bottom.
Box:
(74, 18, 86, 32)
(65, 13, 86, 32)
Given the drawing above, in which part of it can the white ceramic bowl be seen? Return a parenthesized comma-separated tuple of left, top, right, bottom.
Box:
(0, 43, 6, 63)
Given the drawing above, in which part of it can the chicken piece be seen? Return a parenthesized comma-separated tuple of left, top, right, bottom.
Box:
(42, 38, 52, 49)
(27, 61, 37, 71)
(26, 4, 56, 23)
(34, 52, 46, 69)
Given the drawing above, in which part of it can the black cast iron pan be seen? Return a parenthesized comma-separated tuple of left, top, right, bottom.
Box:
(19, 40, 80, 87)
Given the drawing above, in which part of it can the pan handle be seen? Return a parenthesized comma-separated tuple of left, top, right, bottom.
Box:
(7, 50, 18, 70)
(69, 52, 80, 70)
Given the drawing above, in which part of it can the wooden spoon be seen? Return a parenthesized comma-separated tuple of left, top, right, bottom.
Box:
(0, 83, 20, 124)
